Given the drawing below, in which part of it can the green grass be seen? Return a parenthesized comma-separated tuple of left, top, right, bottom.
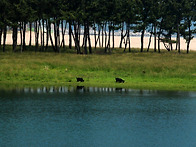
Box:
(0, 46, 196, 91)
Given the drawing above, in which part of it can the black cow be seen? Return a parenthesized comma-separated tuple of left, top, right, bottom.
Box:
(76, 77, 84, 82)
(115, 78, 125, 83)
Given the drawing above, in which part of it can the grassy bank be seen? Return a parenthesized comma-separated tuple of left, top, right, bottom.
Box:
(0, 47, 196, 91)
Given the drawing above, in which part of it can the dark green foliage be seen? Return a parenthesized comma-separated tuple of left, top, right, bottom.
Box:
(0, 0, 195, 53)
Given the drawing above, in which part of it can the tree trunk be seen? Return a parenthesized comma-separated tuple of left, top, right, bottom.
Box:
(0, 28, 2, 47)
(87, 22, 92, 54)
(69, 22, 72, 49)
(141, 28, 145, 52)
(57, 21, 60, 52)
(98, 25, 101, 47)
(177, 24, 180, 53)
(23, 23, 26, 51)
(54, 19, 60, 52)
(176, 34, 178, 50)
(39, 20, 43, 51)
(84, 23, 88, 54)
(95, 25, 101, 48)
(54, 22, 57, 52)
(73, 22, 80, 54)
(3, 27, 7, 52)
(35, 21, 39, 52)
(128, 29, 131, 52)
(42, 19, 45, 51)
(170, 34, 173, 51)
(61, 20, 66, 49)
(102, 25, 104, 48)
(13, 26, 18, 52)
(48, 21, 56, 52)
(104, 23, 107, 52)
(112, 23, 115, 49)
(106, 25, 111, 53)
(187, 20, 191, 54)
(46, 19, 49, 50)
(119, 23, 124, 48)
(154, 23, 157, 52)
(29, 23, 32, 46)
(147, 26, 153, 52)
(158, 29, 161, 53)
(124, 24, 130, 52)
(94, 24, 97, 49)
(20, 22, 23, 52)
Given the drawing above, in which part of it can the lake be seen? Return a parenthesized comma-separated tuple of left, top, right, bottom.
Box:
(0, 87, 196, 147)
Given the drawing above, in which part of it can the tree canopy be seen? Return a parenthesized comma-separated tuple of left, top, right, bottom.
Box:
(0, 0, 195, 53)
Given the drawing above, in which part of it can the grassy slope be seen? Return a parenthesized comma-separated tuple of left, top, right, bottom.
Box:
(0, 48, 196, 91)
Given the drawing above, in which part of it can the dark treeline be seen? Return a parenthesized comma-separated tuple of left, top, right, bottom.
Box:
(0, 0, 196, 54)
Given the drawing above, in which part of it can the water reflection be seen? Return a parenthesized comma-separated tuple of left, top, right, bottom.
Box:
(2, 86, 195, 99)
(0, 87, 196, 146)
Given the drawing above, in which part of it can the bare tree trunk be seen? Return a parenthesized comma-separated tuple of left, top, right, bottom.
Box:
(187, 20, 191, 54)
(23, 23, 26, 51)
(54, 19, 60, 52)
(73, 22, 80, 54)
(87, 22, 92, 54)
(0, 28, 2, 47)
(94, 24, 97, 49)
(106, 24, 111, 52)
(147, 26, 153, 52)
(35, 21, 39, 52)
(54, 22, 57, 52)
(154, 23, 157, 52)
(175, 33, 178, 50)
(42, 19, 45, 51)
(95, 25, 101, 48)
(170, 34, 173, 51)
(57, 21, 60, 52)
(13, 26, 18, 52)
(102, 25, 104, 48)
(127, 26, 131, 52)
(124, 24, 129, 52)
(98, 25, 101, 47)
(29, 23, 32, 46)
(20, 22, 23, 52)
(112, 23, 115, 49)
(69, 22, 72, 49)
(177, 24, 180, 53)
(3, 27, 7, 52)
(39, 20, 43, 51)
(84, 22, 88, 54)
(141, 28, 145, 52)
(120, 23, 127, 49)
(119, 23, 124, 48)
(61, 20, 66, 49)
(104, 23, 107, 52)
(48, 21, 56, 52)
(46, 19, 49, 50)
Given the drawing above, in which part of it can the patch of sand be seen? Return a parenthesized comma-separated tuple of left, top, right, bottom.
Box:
(4, 32, 196, 51)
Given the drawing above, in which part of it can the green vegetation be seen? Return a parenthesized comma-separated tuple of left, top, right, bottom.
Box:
(0, 47, 195, 91)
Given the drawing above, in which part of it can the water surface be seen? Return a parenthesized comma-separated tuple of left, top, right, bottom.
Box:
(0, 88, 196, 147)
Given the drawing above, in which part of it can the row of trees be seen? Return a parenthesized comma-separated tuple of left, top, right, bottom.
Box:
(0, 0, 196, 54)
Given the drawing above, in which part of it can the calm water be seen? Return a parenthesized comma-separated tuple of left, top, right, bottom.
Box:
(0, 87, 196, 147)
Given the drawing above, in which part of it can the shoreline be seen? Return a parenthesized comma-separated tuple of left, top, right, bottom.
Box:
(1, 82, 196, 93)
(0, 81, 195, 92)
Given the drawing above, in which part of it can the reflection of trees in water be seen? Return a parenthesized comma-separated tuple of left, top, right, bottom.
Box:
(0, 87, 194, 99)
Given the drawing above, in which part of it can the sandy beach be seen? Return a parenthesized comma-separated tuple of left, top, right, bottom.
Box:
(4, 32, 196, 51)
